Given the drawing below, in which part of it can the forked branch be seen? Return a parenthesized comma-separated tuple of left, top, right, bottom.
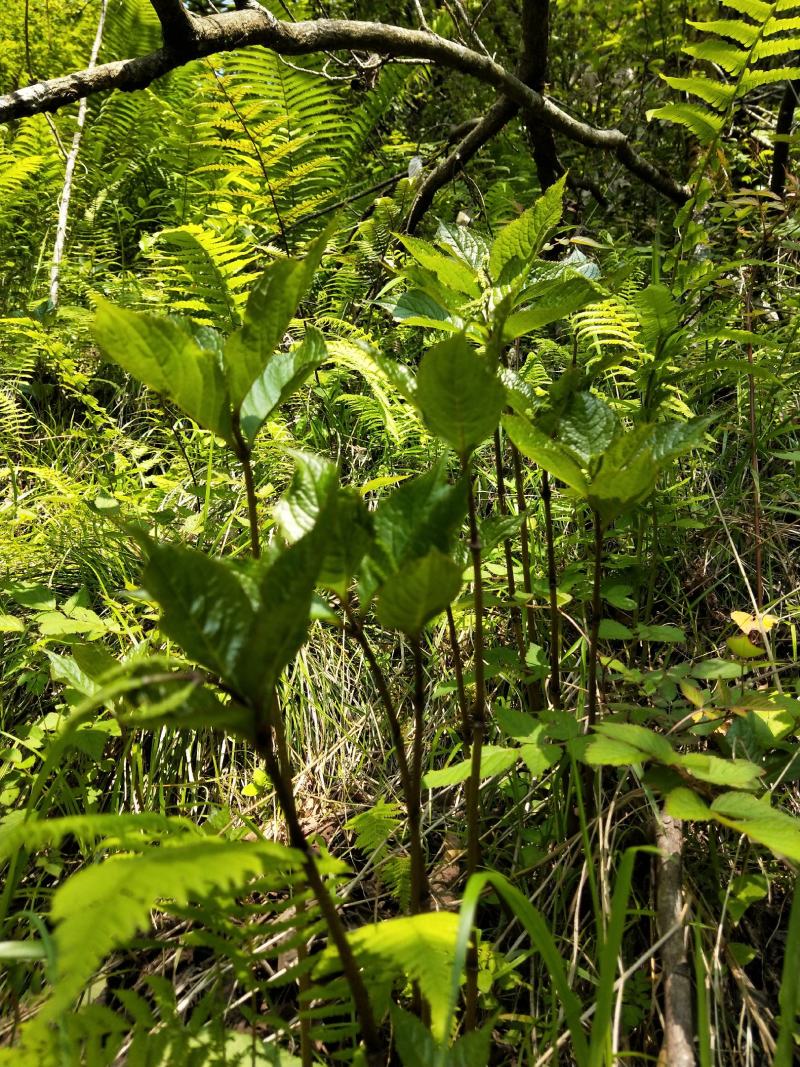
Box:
(0, 11, 689, 203)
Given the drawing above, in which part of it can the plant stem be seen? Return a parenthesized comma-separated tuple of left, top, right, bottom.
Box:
(344, 602, 429, 911)
(233, 427, 261, 559)
(446, 605, 471, 756)
(464, 463, 487, 1029)
(256, 703, 383, 1062)
(745, 283, 763, 609)
(410, 637, 427, 915)
(587, 510, 603, 729)
(510, 442, 535, 641)
(493, 430, 527, 660)
(541, 469, 561, 706)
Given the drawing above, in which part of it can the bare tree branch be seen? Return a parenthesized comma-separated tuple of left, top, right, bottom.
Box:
(0, 11, 689, 202)
(518, 0, 562, 191)
(149, 0, 199, 50)
(405, 98, 516, 232)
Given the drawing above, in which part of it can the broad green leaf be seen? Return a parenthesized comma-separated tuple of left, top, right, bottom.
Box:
(274, 452, 339, 543)
(435, 220, 489, 271)
(239, 326, 327, 443)
(489, 175, 566, 285)
(727, 635, 766, 659)
(632, 284, 680, 350)
(238, 528, 329, 700)
(502, 273, 602, 340)
(558, 392, 618, 463)
(664, 787, 712, 820)
(711, 794, 800, 862)
(398, 235, 481, 297)
(690, 659, 745, 680)
(598, 619, 634, 640)
(224, 228, 331, 406)
(372, 462, 468, 572)
(646, 417, 712, 463)
(385, 289, 463, 331)
(141, 543, 256, 690)
(416, 335, 504, 457)
(520, 740, 561, 777)
(423, 746, 519, 789)
(592, 722, 675, 763)
(726, 873, 768, 924)
(495, 706, 539, 742)
(636, 624, 686, 643)
(569, 734, 651, 767)
(587, 426, 659, 523)
(376, 549, 462, 634)
(93, 299, 233, 444)
(503, 415, 588, 494)
(675, 753, 763, 790)
(0, 614, 24, 632)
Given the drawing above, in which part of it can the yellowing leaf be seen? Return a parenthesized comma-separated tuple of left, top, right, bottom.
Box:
(731, 610, 778, 634)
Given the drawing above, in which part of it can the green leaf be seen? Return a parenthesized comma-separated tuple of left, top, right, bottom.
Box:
(711, 794, 800, 862)
(598, 619, 634, 640)
(318, 912, 459, 1043)
(93, 299, 233, 444)
(503, 415, 589, 494)
(0, 813, 199, 864)
(664, 787, 712, 821)
(495, 706, 539, 742)
(141, 543, 257, 689)
(520, 739, 561, 777)
(675, 753, 763, 790)
(636, 624, 686, 643)
(592, 722, 675, 763)
(489, 175, 566, 284)
(569, 734, 651, 767)
(43, 838, 303, 1020)
(385, 289, 463, 331)
(423, 746, 519, 789)
(398, 235, 481, 297)
(238, 529, 328, 700)
(376, 549, 462, 634)
(239, 326, 327, 443)
(558, 392, 618, 464)
(224, 228, 331, 407)
(587, 425, 659, 523)
(690, 659, 745, 680)
(727, 635, 766, 659)
(502, 273, 602, 340)
(275, 454, 372, 592)
(0, 941, 47, 962)
(646, 103, 725, 143)
(435, 221, 489, 271)
(372, 463, 468, 572)
(417, 336, 504, 456)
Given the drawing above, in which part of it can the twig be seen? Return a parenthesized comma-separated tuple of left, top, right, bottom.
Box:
(48, 0, 108, 308)
(0, 12, 690, 204)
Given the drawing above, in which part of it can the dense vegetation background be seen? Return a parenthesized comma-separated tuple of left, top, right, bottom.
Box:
(1, 0, 799, 1064)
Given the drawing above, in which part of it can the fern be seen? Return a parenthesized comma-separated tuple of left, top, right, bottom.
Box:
(649, 0, 800, 146)
(0, 811, 200, 863)
(315, 913, 459, 1043)
(39, 836, 305, 1020)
